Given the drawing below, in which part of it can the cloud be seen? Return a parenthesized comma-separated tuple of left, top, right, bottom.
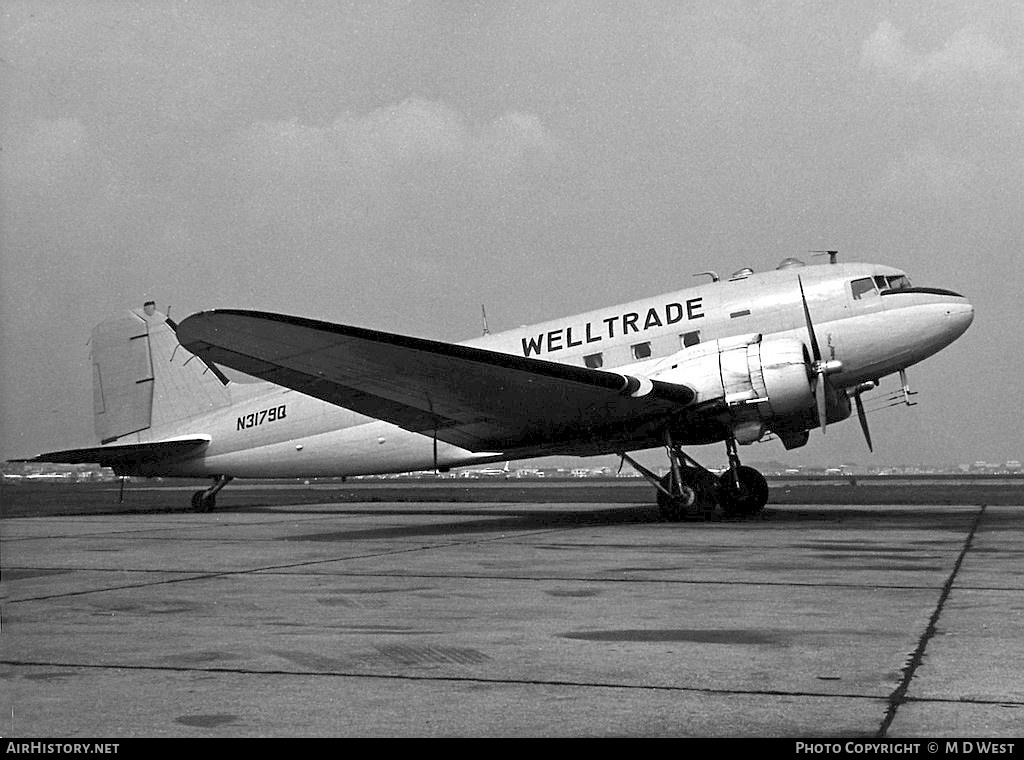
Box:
(340, 99, 469, 167)
(862, 21, 1020, 84)
(477, 111, 561, 170)
(245, 99, 559, 173)
(238, 99, 562, 230)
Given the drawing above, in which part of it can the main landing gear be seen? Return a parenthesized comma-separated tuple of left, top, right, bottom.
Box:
(620, 432, 769, 522)
(191, 475, 233, 513)
(717, 437, 769, 518)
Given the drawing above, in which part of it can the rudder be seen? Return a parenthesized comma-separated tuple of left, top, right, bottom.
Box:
(92, 304, 232, 444)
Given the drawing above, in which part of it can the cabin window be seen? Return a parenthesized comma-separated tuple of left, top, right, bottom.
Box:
(584, 353, 603, 369)
(850, 277, 877, 300)
(680, 330, 701, 348)
(631, 342, 652, 360)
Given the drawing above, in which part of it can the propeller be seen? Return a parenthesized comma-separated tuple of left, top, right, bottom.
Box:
(848, 380, 879, 452)
(797, 276, 842, 433)
(854, 392, 873, 452)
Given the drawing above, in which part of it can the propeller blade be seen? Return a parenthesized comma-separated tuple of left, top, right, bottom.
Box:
(816, 375, 828, 433)
(797, 275, 822, 362)
(855, 393, 873, 452)
(799, 275, 828, 432)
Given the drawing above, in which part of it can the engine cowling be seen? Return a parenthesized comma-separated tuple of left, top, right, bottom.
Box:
(649, 334, 846, 444)
(727, 337, 815, 420)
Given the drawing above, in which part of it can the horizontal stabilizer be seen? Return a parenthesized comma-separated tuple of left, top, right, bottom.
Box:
(14, 437, 211, 472)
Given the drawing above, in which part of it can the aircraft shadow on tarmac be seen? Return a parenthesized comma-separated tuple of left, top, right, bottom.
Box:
(278, 505, 664, 542)
(264, 503, 994, 543)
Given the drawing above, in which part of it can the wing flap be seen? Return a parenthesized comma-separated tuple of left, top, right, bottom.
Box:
(177, 310, 695, 453)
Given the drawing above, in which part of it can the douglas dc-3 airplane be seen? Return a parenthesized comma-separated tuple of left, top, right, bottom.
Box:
(19, 255, 973, 519)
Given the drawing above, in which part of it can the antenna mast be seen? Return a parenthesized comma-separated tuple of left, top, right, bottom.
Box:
(810, 250, 839, 264)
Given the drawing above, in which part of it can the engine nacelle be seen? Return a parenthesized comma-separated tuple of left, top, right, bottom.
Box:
(649, 334, 830, 443)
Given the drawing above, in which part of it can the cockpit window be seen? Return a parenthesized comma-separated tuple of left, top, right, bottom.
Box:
(885, 275, 912, 291)
(850, 277, 877, 300)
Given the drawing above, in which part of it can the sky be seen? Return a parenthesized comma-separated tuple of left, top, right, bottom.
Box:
(1, 0, 1021, 469)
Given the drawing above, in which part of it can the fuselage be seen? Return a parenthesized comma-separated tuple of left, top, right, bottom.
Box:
(135, 259, 973, 478)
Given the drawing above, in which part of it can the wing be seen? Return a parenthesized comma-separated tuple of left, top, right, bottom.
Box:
(176, 310, 696, 456)
(15, 437, 211, 474)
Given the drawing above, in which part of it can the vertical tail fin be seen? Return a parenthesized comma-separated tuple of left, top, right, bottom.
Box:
(92, 304, 232, 444)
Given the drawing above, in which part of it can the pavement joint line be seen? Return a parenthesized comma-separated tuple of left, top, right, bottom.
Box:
(0, 511, 375, 540)
(10, 562, 1013, 603)
(2, 525, 584, 603)
(3, 657, 1022, 708)
(875, 503, 986, 737)
(8, 515, 1012, 601)
(0, 657, 956, 702)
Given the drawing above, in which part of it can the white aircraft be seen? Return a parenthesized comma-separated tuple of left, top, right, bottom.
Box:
(459, 462, 511, 478)
(18, 255, 973, 519)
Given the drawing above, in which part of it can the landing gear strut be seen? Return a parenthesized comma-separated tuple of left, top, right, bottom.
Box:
(619, 432, 769, 522)
(620, 432, 721, 521)
(191, 475, 233, 513)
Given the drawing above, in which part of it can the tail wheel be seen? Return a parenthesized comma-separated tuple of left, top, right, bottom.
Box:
(191, 490, 216, 513)
(190, 475, 230, 512)
(718, 466, 769, 517)
(658, 467, 721, 521)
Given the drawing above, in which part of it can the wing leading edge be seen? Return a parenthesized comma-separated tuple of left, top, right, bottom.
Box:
(176, 310, 696, 456)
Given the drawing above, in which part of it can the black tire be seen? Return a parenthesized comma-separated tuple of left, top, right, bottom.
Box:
(658, 467, 721, 521)
(657, 473, 694, 521)
(718, 466, 769, 517)
(191, 490, 216, 513)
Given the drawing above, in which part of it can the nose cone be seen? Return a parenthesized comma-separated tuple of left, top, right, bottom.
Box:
(945, 299, 975, 343)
